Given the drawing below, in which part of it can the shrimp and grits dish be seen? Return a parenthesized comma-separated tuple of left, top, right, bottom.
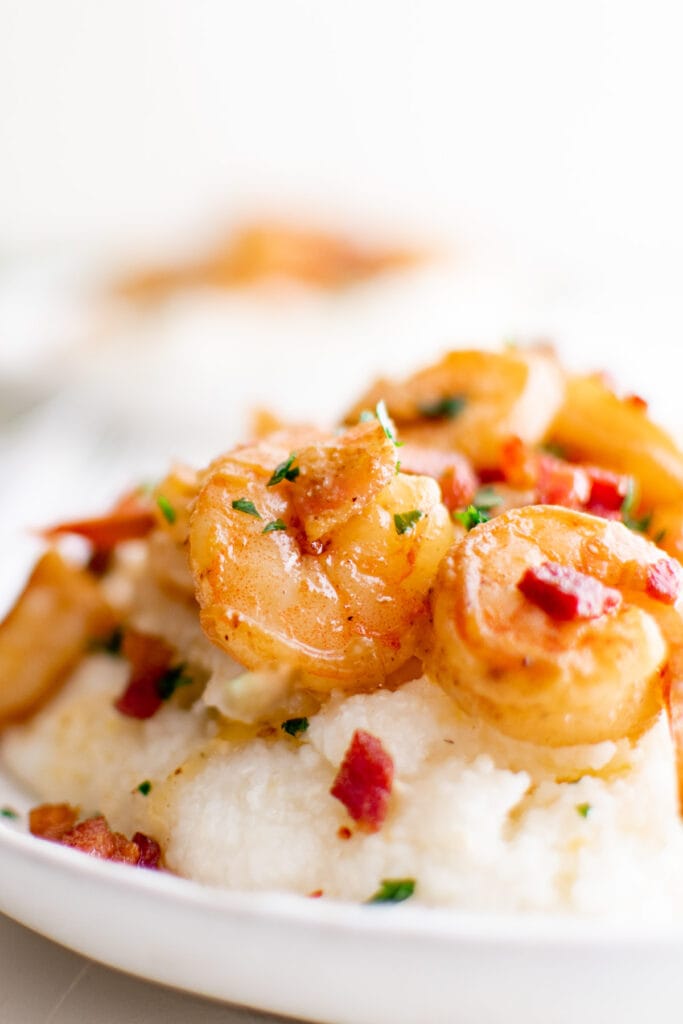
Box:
(3, 343, 683, 916)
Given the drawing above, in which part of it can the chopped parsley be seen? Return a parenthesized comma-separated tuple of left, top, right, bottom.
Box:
(576, 802, 592, 819)
(375, 400, 403, 447)
(281, 717, 309, 737)
(0, 807, 19, 820)
(394, 509, 424, 535)
(88, 626, 124, 656)
(367, 878, 416, 904)
(137, 780, 152, 796)
(231, 498, 261, 518)
(157, 664, 193, 701)
(453, 505, 490, 530)
(621, 482, 651, 533)
(472, 486, 503, 510)
(267, 453, 300, 487)
(263, 519, 287, 534)
(654, 528, 668, 544)
(156, 495, 176, 525)
(418, 394, 466, 420)
(539, 441, 567, 459)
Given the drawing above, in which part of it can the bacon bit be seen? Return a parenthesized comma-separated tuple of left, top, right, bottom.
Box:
(114, 630, 174, 719)
(536, 455, 590, 508)
(29, 802, 78, 841)
(30, 804, 162, 869)
(337, 826, 353, 840)
(330, 729, 394, 832)
(585, 467, 631, 512)
(42, 490, 156, 551)
(308, 889, 324, 898)
(398, 443, 477, 511)
(518, 562, 622, 621)
(132, 831, 163, 869)
(646, 558, 683, 605)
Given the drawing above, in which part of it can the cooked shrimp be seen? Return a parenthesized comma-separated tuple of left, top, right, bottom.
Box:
(190, 420, 454, 687)
(344, 346, 566, 469)
(548, 374, 683, 506)
(429, 505, 683, 747)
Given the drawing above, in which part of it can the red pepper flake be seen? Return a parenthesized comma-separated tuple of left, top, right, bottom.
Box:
(337, 825, 352, 840)
(330, 729, 394, 832)
(114, 630, 174, 720)
(308, 889, 324, 898)
(646, 558, 683, 605)
(625, 393, 649, 413)
(518, 561, 622, 621)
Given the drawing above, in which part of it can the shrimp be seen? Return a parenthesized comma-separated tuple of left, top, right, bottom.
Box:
(548, 374, 683, 506)
(344, 346, 566, 469)
(189, 420, 454, 688)
(428, 505, 683, 747)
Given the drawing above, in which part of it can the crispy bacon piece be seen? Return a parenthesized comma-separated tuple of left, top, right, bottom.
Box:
(42, 490, 156, 551)
(330, 729, 394, 832)
(114, 630, 174, 720)
(29, 802, 78, 841)
(585, 467, 631, 512)
(399, 443, 477, 511)
(30, 804, 162, 869)
(646, 558, 683, 605)
(536, 455, 590, 508)
(0, 551, 117, 725)
(132, 832, 162, 868)
(518, 561, 622, 621)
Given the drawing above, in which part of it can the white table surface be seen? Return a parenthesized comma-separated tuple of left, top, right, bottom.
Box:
(0, 912, 285, 1024)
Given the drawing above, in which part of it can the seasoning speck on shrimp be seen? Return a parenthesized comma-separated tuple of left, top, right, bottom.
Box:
(190, 420, 454, 688)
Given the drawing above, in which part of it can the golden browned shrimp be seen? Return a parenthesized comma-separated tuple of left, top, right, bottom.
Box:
(190, 420, 454, 688)
(429, 505, 683, 747)
(344, 346, 565, 469)
(548, 374, 683, 506)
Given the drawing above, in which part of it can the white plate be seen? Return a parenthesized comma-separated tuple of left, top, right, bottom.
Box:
(2, 798, 683, 1024)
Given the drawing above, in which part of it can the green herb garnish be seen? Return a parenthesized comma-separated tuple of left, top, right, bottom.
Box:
(576, 803, 592, 819)
(367, 878, 416, 904)
(267, 453, 300, 487)
(394, 510, 424, 535)
(137, 780, 152, 796)
(621, 482, 651, 533)
(472, 486, 503, 510)
(0, 807, 19, 820)
(263, 519, 287, 534)
(281, 717, 309, 737)
(540, 441, 567, 460)
(418, 394, 466, 420)
(453, 505, 490, 530)
(88, 626, 124, 656)
(232, 498, 261, 518)
(156, 495, 176, 525)
(375, 400, 403, 447)
(654, 528, 668, 544)
(157, 664, 193, 701)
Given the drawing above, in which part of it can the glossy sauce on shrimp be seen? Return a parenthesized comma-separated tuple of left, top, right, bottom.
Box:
(429, 505, 683, 747)
(190, 420, 454, 688)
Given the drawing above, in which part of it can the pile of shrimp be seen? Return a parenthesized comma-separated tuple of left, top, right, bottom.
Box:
(5, 343, 683, 801)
